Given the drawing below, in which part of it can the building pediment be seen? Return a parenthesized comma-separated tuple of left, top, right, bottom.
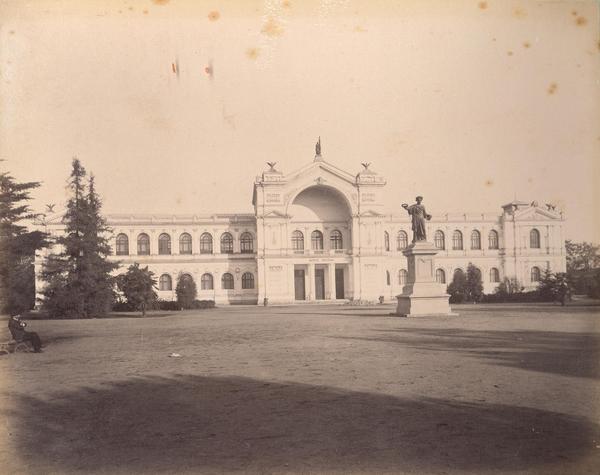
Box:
(514, 206, 562, 221)
(285, 160, 357, 187)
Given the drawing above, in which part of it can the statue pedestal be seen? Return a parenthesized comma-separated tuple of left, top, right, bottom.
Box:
(396, 241, 455, 317)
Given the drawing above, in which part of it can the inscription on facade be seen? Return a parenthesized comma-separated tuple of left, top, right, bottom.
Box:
(266, 193, 281, 203)
(362, 193, 376, 203)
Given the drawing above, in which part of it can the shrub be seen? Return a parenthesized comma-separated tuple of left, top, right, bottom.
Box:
(480, 291, 542, 303)
(155, 300, 182, 311)
(190, 299, 215, 309)
(112, 301, 135, 312)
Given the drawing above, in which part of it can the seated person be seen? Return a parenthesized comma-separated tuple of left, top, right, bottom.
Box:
(8, 315, 42, 353)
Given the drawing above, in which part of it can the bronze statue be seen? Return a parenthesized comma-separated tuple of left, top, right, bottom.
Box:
(402, 196, 432, 242)
(315, 136, 321, 156)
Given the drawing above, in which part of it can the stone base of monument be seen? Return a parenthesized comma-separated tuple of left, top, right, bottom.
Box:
(396, 241, 456, 317)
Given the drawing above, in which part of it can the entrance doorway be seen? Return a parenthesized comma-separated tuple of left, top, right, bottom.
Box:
(335, 268, 345, 299)
(315, 269, 325, 300)
(294, 270, 305, 300)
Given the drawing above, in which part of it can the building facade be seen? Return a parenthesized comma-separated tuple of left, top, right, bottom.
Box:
(36, 153, 566, 305)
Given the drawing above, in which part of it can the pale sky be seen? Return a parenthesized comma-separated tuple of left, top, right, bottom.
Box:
(1, 0, 599, 241)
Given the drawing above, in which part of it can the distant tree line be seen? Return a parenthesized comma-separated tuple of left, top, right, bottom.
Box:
(447, 240, 600, 305)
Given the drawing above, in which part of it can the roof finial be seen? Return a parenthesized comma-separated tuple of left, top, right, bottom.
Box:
(315, 136, 321, 157)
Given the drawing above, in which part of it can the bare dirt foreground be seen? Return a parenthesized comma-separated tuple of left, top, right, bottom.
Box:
(1, 303, 599, 475)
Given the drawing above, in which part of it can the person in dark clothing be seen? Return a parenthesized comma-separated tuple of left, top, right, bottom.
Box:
(8, 315, 42, 352)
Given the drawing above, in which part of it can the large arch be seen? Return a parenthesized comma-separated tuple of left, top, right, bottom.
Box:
(287, 185, 352, 222)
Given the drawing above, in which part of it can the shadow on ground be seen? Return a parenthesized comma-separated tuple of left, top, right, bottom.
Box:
(331, 328, 600, 380)
(6, 375, 599, 474)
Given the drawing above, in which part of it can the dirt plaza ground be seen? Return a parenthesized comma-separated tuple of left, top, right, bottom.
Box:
(1, 303, 599, 475)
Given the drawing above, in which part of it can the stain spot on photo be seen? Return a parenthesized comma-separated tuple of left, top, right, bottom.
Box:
(547, 82, 557, 95)
(143, 9, 148, 14)
(282, 0, 292, 8)
(246, 48, 260, 60)
(575, 16, 587, 26)
(354, 25, 367, 33)
(523, 41, 530, 48)
(208, 11, 220, 22)
(507, 51, 514, 56)
(262, 17, 284, 37)
(513, 8, 526, 18)
(478, 2, 488, 10)
(485, 179, 494, 187)
(152, 0, 169, 5)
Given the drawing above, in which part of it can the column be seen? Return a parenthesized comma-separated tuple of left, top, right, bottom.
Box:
(328, 263, 336, 300)
(307, 262, 315, 300)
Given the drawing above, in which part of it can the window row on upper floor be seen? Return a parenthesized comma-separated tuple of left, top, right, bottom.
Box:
(115, 232, 255, 256)
(158, 272, 255, 291)
(291, 229, 344, 251)
(383, 229, 511, 251)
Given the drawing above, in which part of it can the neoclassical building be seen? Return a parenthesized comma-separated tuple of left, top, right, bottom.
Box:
(36, 150, 566, 305)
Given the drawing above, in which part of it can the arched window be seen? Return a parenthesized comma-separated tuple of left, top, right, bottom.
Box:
(470, 230, 481, 250)
(330, 230, 343, 250)
(530, 229, 541, 249)
(116, 233, 129, 255)
(386, 270, 391, 285)
(530, 266, 541, 282)
(397, 231, 408, 250)
(137, 233, 150, 255)
(159, 274, 172, 291)
(452, 230, 463, 250)
(434, 230, 445, 250)
(221, 273, 234, 289)
(436, 268, 446, 284)
(311, 230, 323, 250)
(398, 269, 408, 285)
(201, 273, 213, 290)
(179, 233, 192, 254)
(490, 267, 500, 283)
(242, 272, 254, 289)
(200, 233, 213, 254)
(488, 230, 499, 249)
(384, 231, 390, 251)
(158, 233, 171, 255)
(240, 232, 254, 253)
(292, 230, 304, 251)
(220, 233, 233, 254)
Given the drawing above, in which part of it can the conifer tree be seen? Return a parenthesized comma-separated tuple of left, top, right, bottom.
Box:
(41, 159, 118, 318)
(0, 164, 48, 314)
(176, 274, 197, 309)
(465, 263, 484, 303)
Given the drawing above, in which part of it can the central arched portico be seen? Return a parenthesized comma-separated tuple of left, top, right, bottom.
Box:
(253, 155, 387, 304)
(287, 184, 352, 301)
